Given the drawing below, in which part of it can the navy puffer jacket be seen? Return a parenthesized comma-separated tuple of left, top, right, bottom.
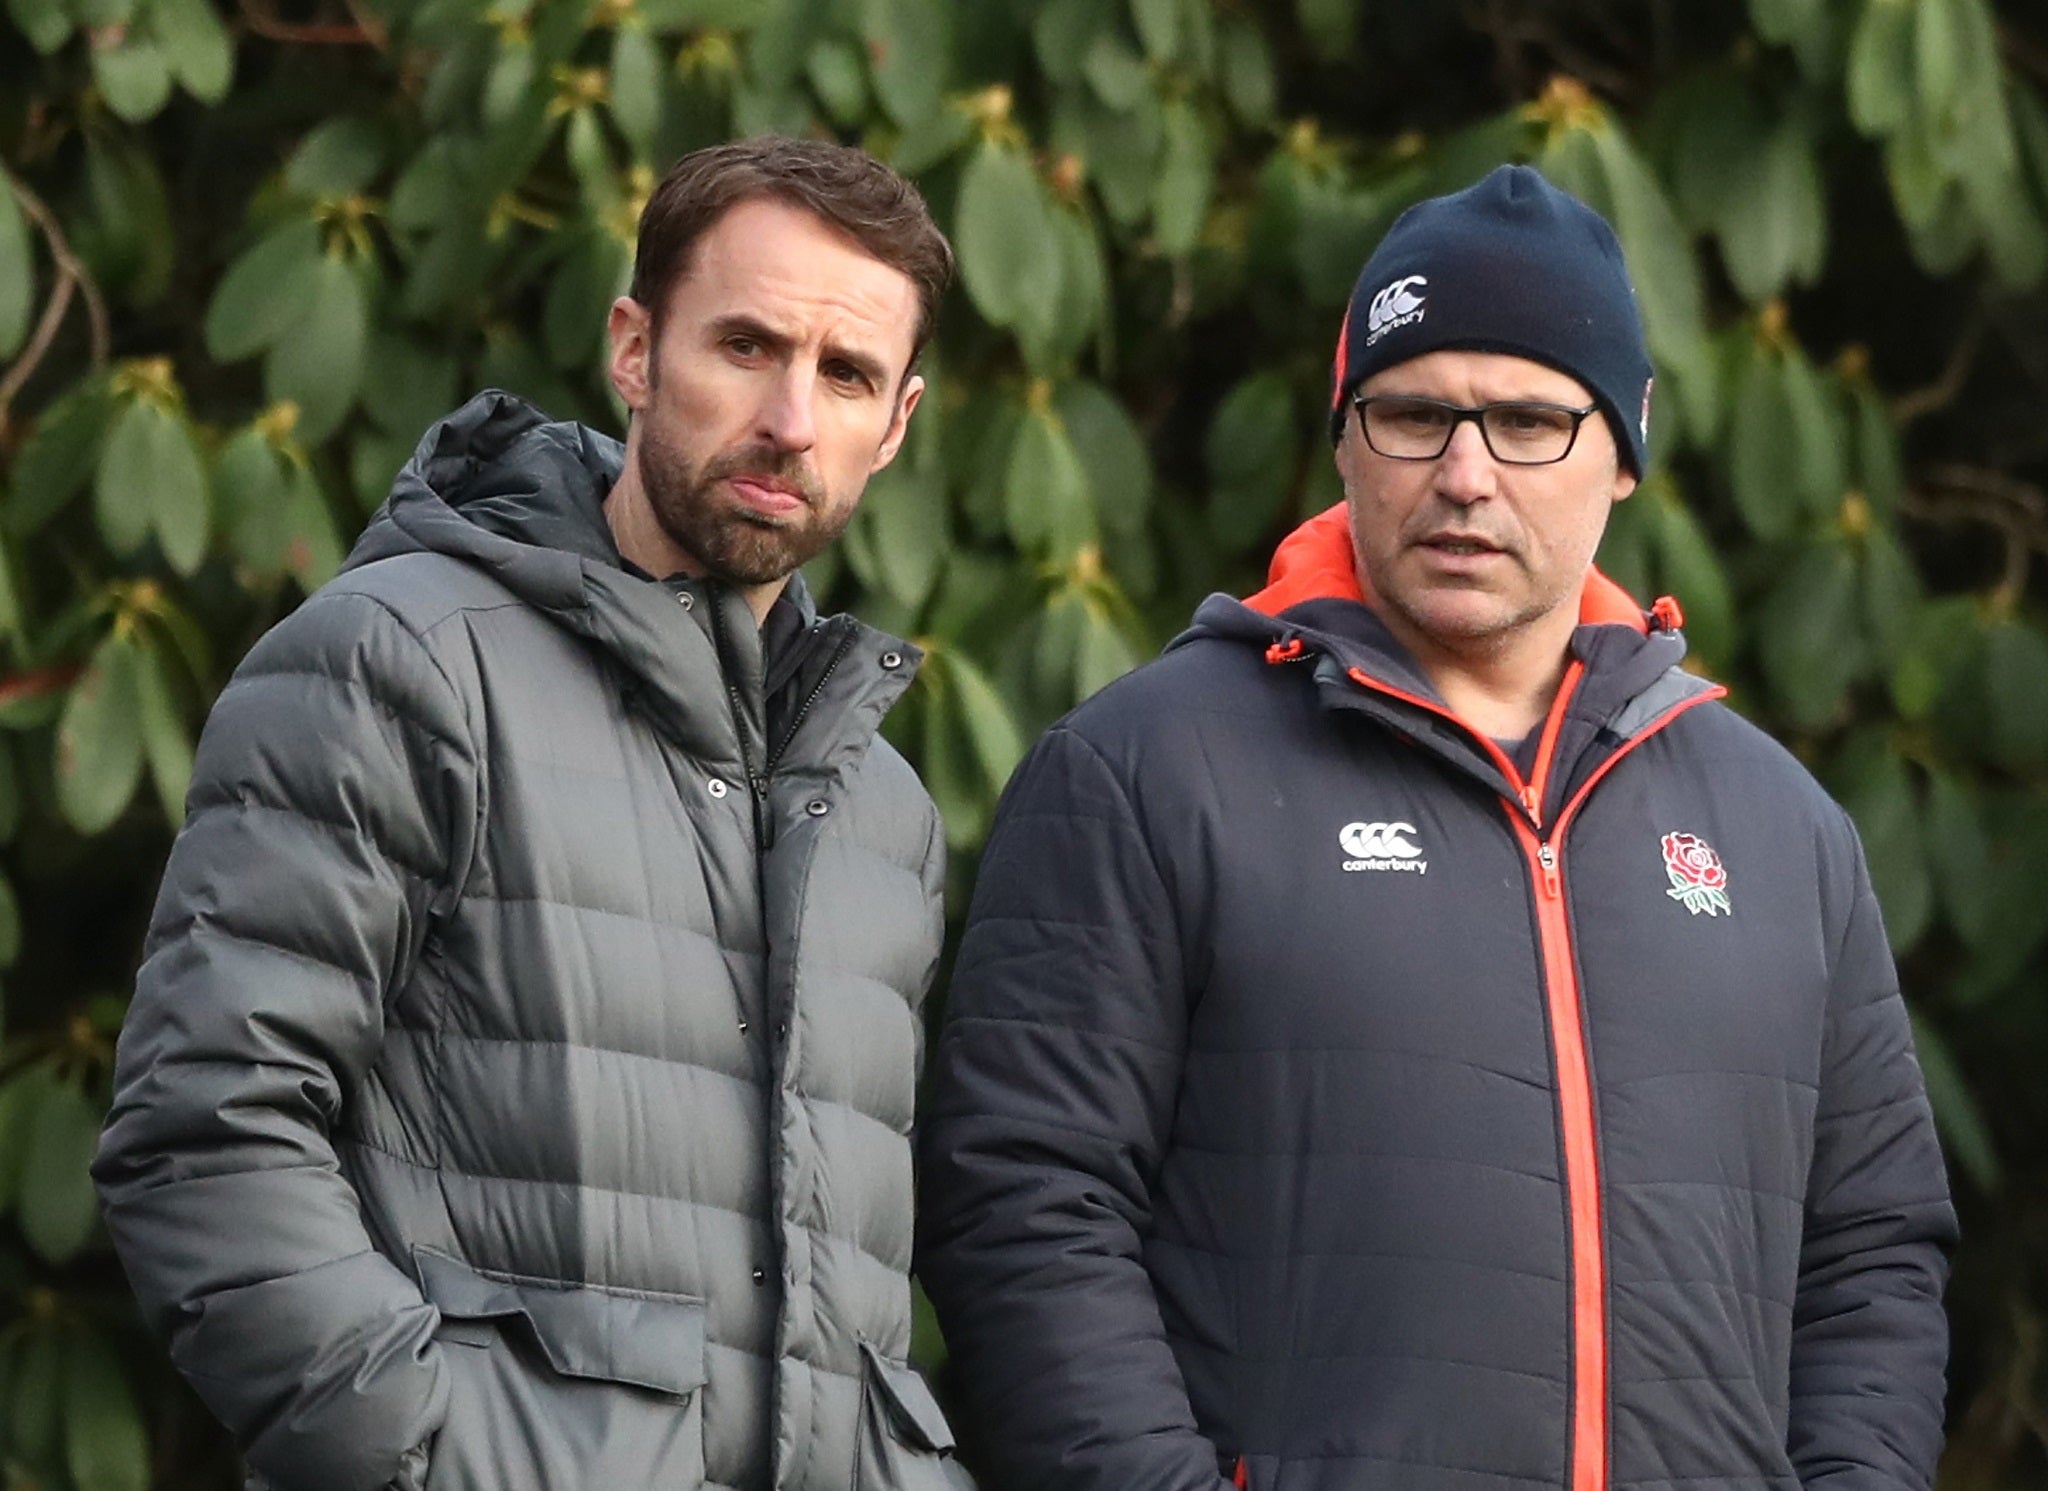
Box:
(917, 505, 1953, 1491)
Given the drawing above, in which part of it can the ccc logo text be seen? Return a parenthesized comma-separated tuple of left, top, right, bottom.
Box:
(1340, 821, 1429, 875)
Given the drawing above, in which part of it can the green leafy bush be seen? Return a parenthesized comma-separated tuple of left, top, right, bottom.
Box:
(0, 1, 2044, 1486)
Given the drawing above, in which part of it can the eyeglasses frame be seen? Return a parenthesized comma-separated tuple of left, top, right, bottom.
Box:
(1349, 393, 1601, 466)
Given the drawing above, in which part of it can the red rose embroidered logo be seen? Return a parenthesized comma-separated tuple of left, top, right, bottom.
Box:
(1661, 831, 1731, 918)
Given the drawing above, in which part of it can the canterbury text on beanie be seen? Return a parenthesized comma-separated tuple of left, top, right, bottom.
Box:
(1328, 163, 1654, 476)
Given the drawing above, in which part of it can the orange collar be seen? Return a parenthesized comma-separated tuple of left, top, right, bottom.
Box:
(1245, 503, 1649, 633)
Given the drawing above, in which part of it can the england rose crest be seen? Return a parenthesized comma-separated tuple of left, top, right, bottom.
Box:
(1661, 831, 1731, 917)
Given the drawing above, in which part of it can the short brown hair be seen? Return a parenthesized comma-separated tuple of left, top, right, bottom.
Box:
(630, 135, 954, 368)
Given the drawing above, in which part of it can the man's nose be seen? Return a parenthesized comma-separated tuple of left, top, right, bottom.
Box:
(1431, 418, 1497, 505)
(756, 369, 817, 452)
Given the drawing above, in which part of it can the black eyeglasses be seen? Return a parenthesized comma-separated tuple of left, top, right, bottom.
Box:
(1351, 394, 1600, 465)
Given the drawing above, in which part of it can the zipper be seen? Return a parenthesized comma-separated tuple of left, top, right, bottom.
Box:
(1502, 686, 1723, 1491)
(1340, 657, 1724, 1491)
(767, 623, 858, 772)
(702, 592, 769, 840)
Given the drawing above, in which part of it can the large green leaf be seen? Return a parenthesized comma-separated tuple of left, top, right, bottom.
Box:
(153, 0, 235, 103)
(864, 0, 947, 127)
(10, 1314, 61, 1465)
(1050, 85, 1165, 228)
(544, 228, 632, 369)
(150, 409, 212, 576)
(1909, 1010, 2001, 1193)
(1725, 345, 1801, 540)
(7, 0, 74, 53)
(946, 648, 1025, 790)
(1756, 539, 1864, 729)
(609, 22, 667, 158)
(1082, 28, 1150, 112)
(1648, 483, 1735, 671)
(264, 251, 370, 442)
(136, 640, 193, 825)
(1983, 621, 2048, 771)
(1056, 380, 1152, 538)
(1833, 732, 1931, 951)
(1779, 347, 1847, 518)
(7, 375, 115, 536)
(204, 219, 324, 362)
(1004, 403, 1094, 560)
(1206, 372, 1297, 551)
(1153, 99, 1215, 257)
(286, 117, 389, 198)
(19, 1072, 103, 1262)
(1218, 14, 1275, 126)
(954, 143, 1060, 330)
(856, 456, 948, 609)
(91, 34, 173, 123)
(1017, 203, 1107, 376)
(1129, 0, 1178, 64)
(56, 629, 146, 832)
(1720, 117, 1829, 303)
(94, 398, 173, 557)
(61, 1328, 149, 1491)
(1847, 0, 1916, 136)
(0, 176, 32, 361)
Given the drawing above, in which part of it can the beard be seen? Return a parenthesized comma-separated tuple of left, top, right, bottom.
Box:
(635, 421, 850, 586)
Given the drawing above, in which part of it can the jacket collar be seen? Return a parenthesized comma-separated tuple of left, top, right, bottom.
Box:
(1173, 504, 1716, 821)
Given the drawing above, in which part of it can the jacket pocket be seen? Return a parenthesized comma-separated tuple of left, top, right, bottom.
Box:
(413, 1248, 707, 1491)
(853, 1343, 975, 1491)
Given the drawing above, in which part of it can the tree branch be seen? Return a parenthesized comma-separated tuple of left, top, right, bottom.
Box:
(0, 171, 111, 431)
(1890, 313, 1986, 427)
(1901, 464, 2048, 609)
(238, 0, 387, 48)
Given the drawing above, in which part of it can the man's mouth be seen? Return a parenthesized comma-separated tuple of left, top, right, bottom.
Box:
(1419, 533, 1505, 557)
(725, 472, 810, 516)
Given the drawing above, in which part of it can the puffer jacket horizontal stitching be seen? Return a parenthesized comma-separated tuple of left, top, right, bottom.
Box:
(1147, 1238, 1565, 1283)
(223, 662, 472, 756)
(177, 800, 443, 882)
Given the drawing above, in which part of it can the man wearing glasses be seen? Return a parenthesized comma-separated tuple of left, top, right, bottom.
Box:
(917, 166, 1954, 1491)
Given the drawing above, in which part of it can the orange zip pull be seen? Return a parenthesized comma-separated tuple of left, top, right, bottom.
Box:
(1537, 841, 1562, 899)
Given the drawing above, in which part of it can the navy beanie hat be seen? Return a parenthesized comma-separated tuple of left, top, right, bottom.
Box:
(1329, 164, 1654, 476)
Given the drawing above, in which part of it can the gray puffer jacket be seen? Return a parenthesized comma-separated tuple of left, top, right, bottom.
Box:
(93, 392, 963, 1491)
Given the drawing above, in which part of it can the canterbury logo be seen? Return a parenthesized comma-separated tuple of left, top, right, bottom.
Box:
(1365, 275, 1427, 343)
(1340, 821, 1428, 875)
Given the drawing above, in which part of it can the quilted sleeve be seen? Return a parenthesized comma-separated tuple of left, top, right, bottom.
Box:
(917, 724, 1231, 1491)
(93, 587, 480, 1491)
(1788, 814, 1957, 1491)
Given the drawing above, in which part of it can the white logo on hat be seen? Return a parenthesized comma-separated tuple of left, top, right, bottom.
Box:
(1366, 275, 1428, 344)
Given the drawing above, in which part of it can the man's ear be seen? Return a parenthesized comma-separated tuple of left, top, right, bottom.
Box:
(607, 296, 654, 412)
(869, 373, 924, 474)
(1611, 465, 1640, 504)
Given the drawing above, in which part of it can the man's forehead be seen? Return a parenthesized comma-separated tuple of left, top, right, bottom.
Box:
(1362, 348, 1596, 402)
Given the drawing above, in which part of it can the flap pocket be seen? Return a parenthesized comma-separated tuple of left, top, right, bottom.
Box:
(859, 1344, 955, 1455)
(414, 1248, 706, 1400)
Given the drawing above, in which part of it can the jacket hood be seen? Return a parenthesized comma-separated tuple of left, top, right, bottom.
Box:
(337, 392, 914, 772)
(344, 388, 817, 625)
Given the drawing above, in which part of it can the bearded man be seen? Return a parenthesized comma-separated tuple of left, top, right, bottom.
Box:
(95, 135, 968, 1491)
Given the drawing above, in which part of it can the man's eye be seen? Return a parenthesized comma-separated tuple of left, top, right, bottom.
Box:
(1497, 406, 1570, 434)
(825, 363, 870, 390)
(725, 335, 761, 357)
(1390, 403, 1448, 429)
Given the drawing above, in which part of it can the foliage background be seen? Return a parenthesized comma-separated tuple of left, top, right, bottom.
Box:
(0, 0, 2045, 1486)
